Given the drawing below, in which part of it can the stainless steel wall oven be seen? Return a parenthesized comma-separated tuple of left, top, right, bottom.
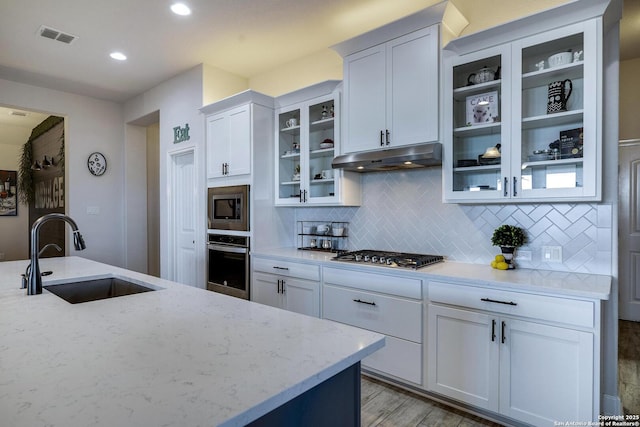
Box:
(207, 234, 249, 300)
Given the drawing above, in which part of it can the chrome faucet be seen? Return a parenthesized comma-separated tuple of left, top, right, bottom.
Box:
(27, 213, 86, 295)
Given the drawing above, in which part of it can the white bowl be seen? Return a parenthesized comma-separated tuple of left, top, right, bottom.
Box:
(547, 52, 572, 68)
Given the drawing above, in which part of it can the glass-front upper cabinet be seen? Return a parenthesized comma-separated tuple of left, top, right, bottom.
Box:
(276, 96, 337, 205)
(444, 45, 510, 202)
(275, 83, 360, 207)
(276, 107, 302, 202)
(444, 19, 601, 203)
(513, 20, 597, 201)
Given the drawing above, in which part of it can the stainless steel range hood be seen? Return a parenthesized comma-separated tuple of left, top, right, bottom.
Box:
(332, 143, 442, 172)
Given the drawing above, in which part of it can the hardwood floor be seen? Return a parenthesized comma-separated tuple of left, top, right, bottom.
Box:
(619, 320, 640, 415)
(362, 320, 640, 425)
(361, 376, 501, 427)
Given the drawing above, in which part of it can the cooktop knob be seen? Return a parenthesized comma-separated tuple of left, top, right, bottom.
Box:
(370, 255, 378, 263)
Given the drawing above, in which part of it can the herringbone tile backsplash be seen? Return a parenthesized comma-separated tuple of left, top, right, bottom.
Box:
(294, 168, 613, 275)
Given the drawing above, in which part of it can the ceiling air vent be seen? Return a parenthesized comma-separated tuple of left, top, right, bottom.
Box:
(38, 25, 78, 44)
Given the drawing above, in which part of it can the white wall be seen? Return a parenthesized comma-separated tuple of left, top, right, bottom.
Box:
(0, 79, 125, 267)
(619, 57, 640, 141)
(124, 65, 206, 287)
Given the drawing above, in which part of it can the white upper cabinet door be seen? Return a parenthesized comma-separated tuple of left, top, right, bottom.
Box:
(226, 105, 251, 177)
(387, 26, 439, 147)
(342, 45, 386, 154)
(342, 26, 439, 154)
(206, 113, 228, 179)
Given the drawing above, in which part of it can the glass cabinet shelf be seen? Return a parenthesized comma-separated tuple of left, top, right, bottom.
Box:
(280, 125, 300, 134)
(454, 122, 501, 136)
(454, 164, 501, 173)
(453, 80, 502, 100)
(310, 118, 334, 130)
(522, 110, 583, 130)
(521, 157, 583, 170)
(522, 61, 583, 89)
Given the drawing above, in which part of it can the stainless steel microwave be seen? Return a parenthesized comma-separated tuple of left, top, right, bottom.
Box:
(207, 185, 249, 231)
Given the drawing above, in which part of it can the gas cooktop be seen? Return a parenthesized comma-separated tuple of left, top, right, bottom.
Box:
(332, 250, 444, 270)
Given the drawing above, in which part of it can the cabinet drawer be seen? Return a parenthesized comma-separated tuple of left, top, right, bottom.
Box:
(363, 335, 422, 385)
(428, 281, 595, 328)
(322, 284, 421, 342)
(323, 267, 422, 299)
(253, 257, 320, 281)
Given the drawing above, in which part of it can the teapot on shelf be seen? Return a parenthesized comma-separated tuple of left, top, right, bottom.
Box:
(467, 66, 500, 85)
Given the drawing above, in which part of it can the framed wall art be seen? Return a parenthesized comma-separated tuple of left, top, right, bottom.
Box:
(0, 170, 18, 216)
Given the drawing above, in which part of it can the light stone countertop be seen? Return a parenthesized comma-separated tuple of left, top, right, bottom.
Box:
(0, 256, 385, 427)
(251, 247, 611, 300)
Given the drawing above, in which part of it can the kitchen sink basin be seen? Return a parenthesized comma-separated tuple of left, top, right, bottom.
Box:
(44, 277, 155, 304)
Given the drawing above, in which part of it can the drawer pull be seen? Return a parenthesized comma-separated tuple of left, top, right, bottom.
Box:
(273, 266, 289, 271)
(481, 297, 517, 306)
(353, 298, 376, 306)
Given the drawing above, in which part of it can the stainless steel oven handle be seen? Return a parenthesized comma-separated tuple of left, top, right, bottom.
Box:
(207, 243, 248, 254)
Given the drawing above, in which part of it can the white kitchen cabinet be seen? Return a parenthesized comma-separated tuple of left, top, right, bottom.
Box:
(443, 10, 609, 203)
(251, 257, 320, 317)
(201, 90, 274, 184)
(340, 26, 439, 154)
(274, 81, 360, 206)
(427, 281, 596, 425)
(206, 105, 251, 178)
(322, 266, 423, 385)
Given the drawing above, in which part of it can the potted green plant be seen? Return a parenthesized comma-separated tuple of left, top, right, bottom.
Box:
(491, 224, 527, 268)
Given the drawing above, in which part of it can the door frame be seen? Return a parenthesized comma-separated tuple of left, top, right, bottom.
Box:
(619, 139, 640, 321)
(166, 144, 201, 286)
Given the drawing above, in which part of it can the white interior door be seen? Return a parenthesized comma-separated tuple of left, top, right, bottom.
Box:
(169, 148, 197, 287)
(619, 140, 640, 321)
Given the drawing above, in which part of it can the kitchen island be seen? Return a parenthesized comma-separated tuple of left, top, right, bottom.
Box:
(0, 256, 385, 427)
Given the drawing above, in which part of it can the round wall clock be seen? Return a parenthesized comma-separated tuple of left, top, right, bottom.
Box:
(87, 152, 107, 176)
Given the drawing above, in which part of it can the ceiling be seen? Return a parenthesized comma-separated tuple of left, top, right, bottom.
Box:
(0, 0, 636, 106)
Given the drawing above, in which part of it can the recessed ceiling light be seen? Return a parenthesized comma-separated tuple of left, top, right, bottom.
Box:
(110, 52, 127, 61)
(171, 3, 191, 16)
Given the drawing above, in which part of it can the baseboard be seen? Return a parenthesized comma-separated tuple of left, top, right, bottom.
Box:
(602, 394, 623, 415)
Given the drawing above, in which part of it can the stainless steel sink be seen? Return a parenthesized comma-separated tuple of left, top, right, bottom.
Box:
(44, 277, 155, 304)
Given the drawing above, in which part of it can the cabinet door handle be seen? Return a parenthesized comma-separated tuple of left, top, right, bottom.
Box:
(224, 162, 229, 175)
(501, 321, 507, 344)
(513, 176, 518, 197)
(303, 189, 307, 203)
(380, 130, 384, 146)
(385, 129, 390, 145)
(353, 298, 376, 306)
(272, 266, 289, 271)
(504, 177, 508, 197)
(481, 297, 517, 306)
(281, 280, 286, 294)
(222, 163, 226, 176)
(299, 189, 303, 203)
(491, 319, 497, 342)
(276, 279, 281, 294)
